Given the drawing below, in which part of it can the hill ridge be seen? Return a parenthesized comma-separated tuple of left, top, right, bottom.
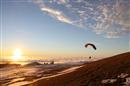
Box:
(29, 52, 130, 86)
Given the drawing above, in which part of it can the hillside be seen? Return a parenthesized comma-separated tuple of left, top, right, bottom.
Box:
(28, 52, 130, 86)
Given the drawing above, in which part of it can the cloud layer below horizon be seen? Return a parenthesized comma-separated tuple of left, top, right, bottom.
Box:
(32, 0, 130, 38)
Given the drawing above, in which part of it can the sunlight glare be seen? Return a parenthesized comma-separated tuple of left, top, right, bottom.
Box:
(12, 48, 22, 61)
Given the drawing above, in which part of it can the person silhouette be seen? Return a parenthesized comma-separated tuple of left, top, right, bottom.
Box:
(89, 56, 92, 59)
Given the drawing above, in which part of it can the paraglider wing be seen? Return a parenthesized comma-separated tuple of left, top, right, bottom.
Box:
(85, 43, 96, 50)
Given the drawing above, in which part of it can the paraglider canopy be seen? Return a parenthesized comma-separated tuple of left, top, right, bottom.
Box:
(85, 43, 96, 50)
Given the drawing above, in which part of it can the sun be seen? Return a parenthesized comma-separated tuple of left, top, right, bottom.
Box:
(12, 48, 23, 61)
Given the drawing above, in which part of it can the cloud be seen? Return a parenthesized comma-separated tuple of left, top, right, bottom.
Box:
(41, 7, 61, 16)
(41, 7, 72, 24)
(32, 0, 130, 38)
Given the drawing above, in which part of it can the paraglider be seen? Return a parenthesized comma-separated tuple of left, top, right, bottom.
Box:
(84, 43, 97, 59)
(85, 43, 96, 50)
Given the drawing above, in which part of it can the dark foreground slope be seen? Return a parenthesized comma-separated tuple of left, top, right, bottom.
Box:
(29, 52, 130, 86)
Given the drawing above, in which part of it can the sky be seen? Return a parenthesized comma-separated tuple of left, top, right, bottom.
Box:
(0, 0, 129, 61)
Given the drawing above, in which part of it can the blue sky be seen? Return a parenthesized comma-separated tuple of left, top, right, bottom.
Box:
(0, 0, 129, 60)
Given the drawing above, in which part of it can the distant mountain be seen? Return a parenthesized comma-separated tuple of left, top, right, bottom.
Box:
(0, 63, 21, 68)
(25, 62, 42, 67)
(29, 52, 130, 86)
